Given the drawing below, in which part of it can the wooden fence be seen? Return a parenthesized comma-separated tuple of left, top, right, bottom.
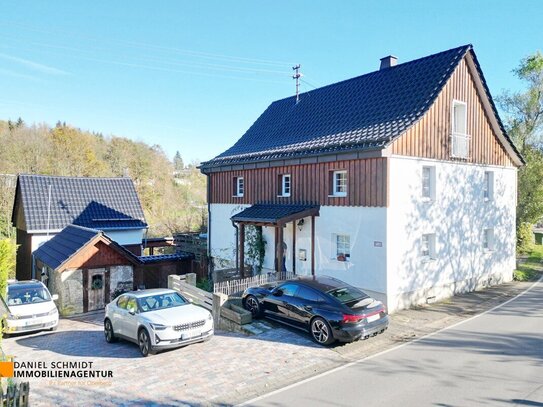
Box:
(168, 274, 213, 311)
(213, 271, 296, 297)
(2, 382, 29, 406)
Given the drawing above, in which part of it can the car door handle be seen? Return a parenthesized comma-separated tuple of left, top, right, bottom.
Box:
(303, 305, 312, 311)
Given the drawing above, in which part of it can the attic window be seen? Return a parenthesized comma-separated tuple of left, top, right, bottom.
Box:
(278, 174, 291, 197)
(451, 100, 470, 159)
(329, 170, 347, 197)
(233, 176, 244, 197)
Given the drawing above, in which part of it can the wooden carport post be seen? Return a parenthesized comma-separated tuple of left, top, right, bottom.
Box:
(239, 223, 245, 278)
(275, 223, 284, 273)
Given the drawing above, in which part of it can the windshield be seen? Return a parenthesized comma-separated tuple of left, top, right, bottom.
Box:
(137, 292, 187, 312)
(327, 286, 368, 305)
(7, 285, 51, 306)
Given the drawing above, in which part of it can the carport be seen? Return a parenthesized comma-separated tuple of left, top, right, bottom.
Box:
(230, 204, 320, 276)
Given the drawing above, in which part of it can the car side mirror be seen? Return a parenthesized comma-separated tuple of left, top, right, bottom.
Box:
(128, 307, 136, 315)
(273, 289, 283, 297)
(188, 298, 194, 303)
(51, 294, 59, 301)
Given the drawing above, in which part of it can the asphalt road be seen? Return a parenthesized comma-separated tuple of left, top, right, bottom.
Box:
(245, 279, 543, 407)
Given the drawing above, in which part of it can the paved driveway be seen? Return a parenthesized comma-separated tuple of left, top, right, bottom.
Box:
(1, 312, 342, 406)
(1, 280, 532, 406)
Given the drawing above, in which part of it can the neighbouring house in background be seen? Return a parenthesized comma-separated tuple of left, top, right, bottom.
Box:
(200, 44, 523, 313)
(11, 174, 148, 281)
(33, 225, 194, 316)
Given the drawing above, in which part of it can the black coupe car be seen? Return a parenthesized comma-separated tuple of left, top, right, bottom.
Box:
(242, 276, 389, 345)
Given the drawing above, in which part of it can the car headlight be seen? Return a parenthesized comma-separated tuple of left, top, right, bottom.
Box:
(6, 313, 18, 320)
(48, 309, 58, 316)
(149, 323, 167, 331)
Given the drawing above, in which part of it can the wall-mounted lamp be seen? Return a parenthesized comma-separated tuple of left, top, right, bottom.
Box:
(297, 218, 305, 231)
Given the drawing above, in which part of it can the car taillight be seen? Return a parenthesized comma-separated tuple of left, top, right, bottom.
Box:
(342, 314, 364, 324)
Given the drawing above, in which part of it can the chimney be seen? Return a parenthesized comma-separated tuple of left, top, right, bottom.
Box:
(380, 55, 398, 70)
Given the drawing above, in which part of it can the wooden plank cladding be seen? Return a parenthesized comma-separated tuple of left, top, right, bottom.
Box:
(209, 158, 388, 207)
(391, 58, 514, 167)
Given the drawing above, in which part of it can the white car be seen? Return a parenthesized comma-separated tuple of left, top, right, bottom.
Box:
(2, 280, 59, 336)
(104, 288, 213, 356)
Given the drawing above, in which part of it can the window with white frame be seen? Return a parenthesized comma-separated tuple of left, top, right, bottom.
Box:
(421, 233, 436, 259)
(422, 166, 436, 200)
(451, 100, 470, 159)
(483, 228, 494, 251)
(233, 176, 244, 197)
(280, 174, 291, 197)
(483, 171, 494, 200)
(334, 234, 350, 260)
(331, 170, 347, 197)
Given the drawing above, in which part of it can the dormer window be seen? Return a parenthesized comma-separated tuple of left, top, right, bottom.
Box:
(451, 100, 470, 159)
(233, 176, 244, 197)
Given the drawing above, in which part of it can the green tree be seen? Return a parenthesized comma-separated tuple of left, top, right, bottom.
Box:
(498, 51, 543, 154)
(499, 52, 543, 252)
(0, 239, 16, 298)
(173, 151, 184, 172)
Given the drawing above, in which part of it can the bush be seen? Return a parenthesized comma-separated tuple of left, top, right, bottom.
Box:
(517, 222, 534, 254)
(0, 239, 16, 298)
(196, 278, 213, 292)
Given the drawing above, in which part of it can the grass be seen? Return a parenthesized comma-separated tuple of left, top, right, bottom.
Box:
(514, 245, 543, 281)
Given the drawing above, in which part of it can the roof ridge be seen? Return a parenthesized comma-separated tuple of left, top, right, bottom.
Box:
(65, 224, 101, 234)
(271, 44, 472, 105)
(18, 173, 133, 181)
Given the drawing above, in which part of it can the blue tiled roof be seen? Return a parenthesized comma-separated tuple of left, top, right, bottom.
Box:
(13, 174, 148, 232)
(137, 253, 194, 264)
(201, 45, 472, 169)
(231, 204, 320, 224)
(33, 225, 102, 270)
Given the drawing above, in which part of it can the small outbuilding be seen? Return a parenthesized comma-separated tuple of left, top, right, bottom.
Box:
(33, 225, 139, 315)
(33, 225, 196, 316)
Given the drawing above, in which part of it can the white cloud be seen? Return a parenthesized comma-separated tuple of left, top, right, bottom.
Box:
(0, 52, 68, 75)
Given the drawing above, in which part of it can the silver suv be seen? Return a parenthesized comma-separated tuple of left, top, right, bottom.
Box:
(104, 289, 213, 356)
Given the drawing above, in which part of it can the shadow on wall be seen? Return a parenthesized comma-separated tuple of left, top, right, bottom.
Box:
(393, 163, 515, 310)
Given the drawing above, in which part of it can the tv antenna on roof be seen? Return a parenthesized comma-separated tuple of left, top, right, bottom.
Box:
(292, 64, 302, 103)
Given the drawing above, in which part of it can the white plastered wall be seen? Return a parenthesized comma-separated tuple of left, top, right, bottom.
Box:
(210, 203, 387, 301)
(386, 156, 517, 312)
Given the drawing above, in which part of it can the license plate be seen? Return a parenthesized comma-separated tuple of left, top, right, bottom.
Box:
(25, 318, 42, 326)
(367, 314, 380, 323)
(181, 330, 201, 340)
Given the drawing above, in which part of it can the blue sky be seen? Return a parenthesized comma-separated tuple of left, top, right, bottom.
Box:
(0, 1, 541, 164)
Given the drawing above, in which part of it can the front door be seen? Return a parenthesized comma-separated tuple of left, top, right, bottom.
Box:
(87, 269, 106, 311)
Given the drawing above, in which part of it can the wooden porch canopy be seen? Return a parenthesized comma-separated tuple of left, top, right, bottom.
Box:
(231, 204, 320, 276)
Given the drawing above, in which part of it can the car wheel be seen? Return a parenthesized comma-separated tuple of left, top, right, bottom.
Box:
(310, 317, 335, 346)
(244, 295, 262, 318)
(138, 328, 152, 357)
(104, 319, 117, 343)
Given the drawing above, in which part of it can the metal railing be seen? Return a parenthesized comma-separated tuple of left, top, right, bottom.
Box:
(450, 132, 471, 159)
(213, 271, 296, 296)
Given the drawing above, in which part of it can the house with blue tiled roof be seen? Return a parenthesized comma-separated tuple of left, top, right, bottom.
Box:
(12, 174, 148, 281)
(200, 45, 523, 312)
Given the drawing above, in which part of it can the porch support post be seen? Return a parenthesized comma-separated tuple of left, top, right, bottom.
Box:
(239, 223, 245, 278)
(311, 216, 315, 276)
(276, 224, 284, 273)
(292, 221, 296, 274)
